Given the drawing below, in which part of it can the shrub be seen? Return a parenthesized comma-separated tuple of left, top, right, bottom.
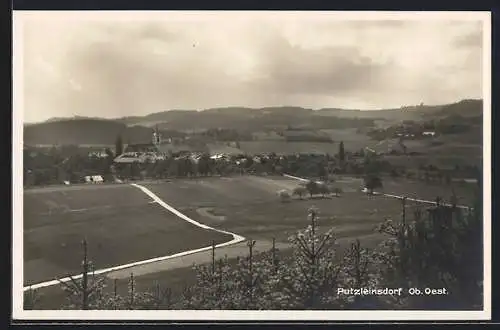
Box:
(316, 183, 330, 198)
(23, 287, 40, 310)
(292, 186, 308, 200)
(305, 180, 319, 197)
(374, 195, 483, 309)
(364, 174, 383, 194)
(57, 240, 109, 310)
(277, 190, 291, 203)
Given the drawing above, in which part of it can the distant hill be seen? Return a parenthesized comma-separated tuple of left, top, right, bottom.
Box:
(316, 99, 482, 121)
(422, 99, 483, 118)
(23, 118, 185, 146)
(102, 106, 370, 132)
(25, 100, 482, 145)
(115, 106, 314, 127)
(42, 115, 106, 123)
(118, 109, 197, 126)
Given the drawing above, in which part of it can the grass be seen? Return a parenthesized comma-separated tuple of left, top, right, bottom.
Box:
(319, 128, 374, 150)
(383, 154, 482, 169)
(23, 184, 232, 286)
(26, 265, 200, 309)
(377, 176, 479, 203)
(238, 141, 337, 155)
(23, 175, 479, 308)
(206, 143, 243, 155)
(29, 231, 386, 310)
(143, 175, 478, 243)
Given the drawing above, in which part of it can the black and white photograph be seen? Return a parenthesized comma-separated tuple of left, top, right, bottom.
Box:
(12, 11, 491, 320)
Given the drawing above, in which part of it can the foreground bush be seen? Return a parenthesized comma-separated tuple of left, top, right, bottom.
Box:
(374, 196, 483, 309)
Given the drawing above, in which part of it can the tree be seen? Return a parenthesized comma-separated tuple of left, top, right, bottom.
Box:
(197, 154, 211, 176)
(445, 173, 452, 185)
(153, 160, 168, 179)
(57, 239, 107, 309)
(103, 148, 115, 173)
(293, 186, 308, 200)
(277, 190, 291, 203)
(305, 180, 319, 198)
(184, 158, 194, 177)
(338, 141, 345, 163)
(130, 162, 141, 179)
(168, 159, 180, 177)
(390, 169, 399, 178)
(424, 170, 430, 182)
(317, 183, 330, 198)
(376, 192, 483, 309)
(24, 287, 40, 310)
(318, 165, 327, 181)
(105, 148, 114, 159)
(364, 174, 383, 195)
(115, 135, 123, 156)
(399, 138, 407, 155)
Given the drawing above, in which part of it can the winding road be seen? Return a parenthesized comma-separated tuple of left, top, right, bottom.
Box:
(23, 183, 246, 291)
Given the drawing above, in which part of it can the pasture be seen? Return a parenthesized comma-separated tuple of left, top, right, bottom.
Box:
(206, 143, 243, 155)
(23, 174, 480, 308)
(383, 153, 482, 169)
(143, 175, 477, 244)
(238, 141, 338, 155)
(23, 184, 232, 286)
(23, 174, 478, 288)
(319, 128, 374, 150)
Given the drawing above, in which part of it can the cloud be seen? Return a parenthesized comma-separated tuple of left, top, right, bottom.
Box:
(252, 42, 390, 96)
(16, 13, 486, 122)
(454, 30, 483, 48)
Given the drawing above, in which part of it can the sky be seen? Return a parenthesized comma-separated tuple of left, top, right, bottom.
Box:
(14, 11, 487, 123)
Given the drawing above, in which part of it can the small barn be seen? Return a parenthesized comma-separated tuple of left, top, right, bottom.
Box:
(84, 175, 104, 184)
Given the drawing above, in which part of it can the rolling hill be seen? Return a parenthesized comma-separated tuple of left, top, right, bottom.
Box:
(24, 100, 482, 146)
(23, 119, 186, 146)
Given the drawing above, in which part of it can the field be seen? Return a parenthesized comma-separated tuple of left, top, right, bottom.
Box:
(238, 141, 338, 155)
(141, 175, 477, 243)
(23, 174, 480, 308)
(238, 128, 376, 154)
(206, 143, 244, 155)
(24, 175, 478, 286)
(319, 128, 374, 150)
(23, 184, 232, 286)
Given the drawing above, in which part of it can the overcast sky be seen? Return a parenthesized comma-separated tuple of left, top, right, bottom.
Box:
(15, 12, 486, 123)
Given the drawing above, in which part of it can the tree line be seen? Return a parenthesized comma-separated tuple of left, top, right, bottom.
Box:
(23, 139, 480, 188)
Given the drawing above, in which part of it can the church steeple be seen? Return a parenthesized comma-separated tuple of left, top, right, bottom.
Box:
(152, 125, 162, 146)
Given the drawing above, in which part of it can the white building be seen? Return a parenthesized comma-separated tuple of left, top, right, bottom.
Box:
(88, 150, 110, 158)
(84, 175, 104, 183)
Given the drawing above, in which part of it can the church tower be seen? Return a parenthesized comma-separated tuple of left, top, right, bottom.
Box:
(152, 125, 162, 146)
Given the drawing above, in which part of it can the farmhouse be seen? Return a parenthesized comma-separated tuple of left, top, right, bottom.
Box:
(84, 175, 104, 183)
(210, 153, 228, 160)
(114, 151, 168, 164)
(88, 149, 110, 158)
